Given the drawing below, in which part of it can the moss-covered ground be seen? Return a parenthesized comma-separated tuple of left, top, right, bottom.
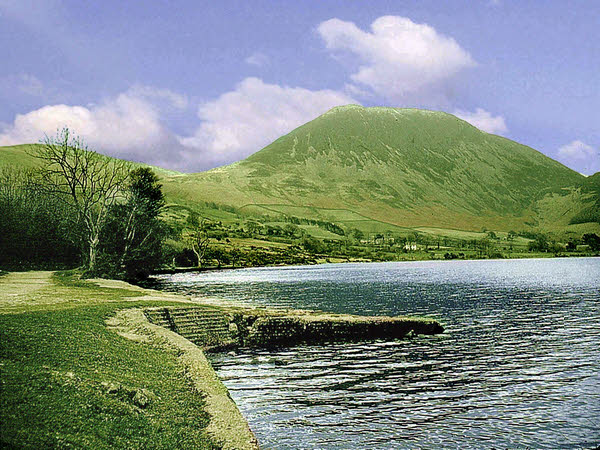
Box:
(0, 271, 217, 449)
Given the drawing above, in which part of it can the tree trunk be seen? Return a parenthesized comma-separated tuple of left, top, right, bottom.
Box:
(192, 247, 201, 268)
(88, 237, 99, 272)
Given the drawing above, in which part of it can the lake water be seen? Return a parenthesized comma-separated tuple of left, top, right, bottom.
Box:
(150, 258, 600, 449)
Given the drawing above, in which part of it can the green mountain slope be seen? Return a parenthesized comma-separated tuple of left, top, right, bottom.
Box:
(0, 144, 181, 178)
(2, 107, 597, 234)
(164, 105, 591, 231)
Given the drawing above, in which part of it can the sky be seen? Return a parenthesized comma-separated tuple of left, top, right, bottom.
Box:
(0, 0, 598, 174)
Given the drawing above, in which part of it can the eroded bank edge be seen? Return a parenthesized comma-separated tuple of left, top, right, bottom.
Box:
(107, 307, 259, 450)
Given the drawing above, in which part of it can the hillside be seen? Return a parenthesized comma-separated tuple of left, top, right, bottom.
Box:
(162, 105, 594, 232)
(2, 106, 598, 237)
(0, 144, 181, 178)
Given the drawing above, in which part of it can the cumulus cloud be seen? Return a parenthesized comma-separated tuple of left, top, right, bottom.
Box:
(557, 140, 599, 175)
(0, 86, 188, 168)
(558, 140, 595, 160)
(179, 77, 356, 168)
(317, 16, 475, 105)
(453, 108, 508, 134)
(245, 52, 270, 67)
(0, 79, 356, 172)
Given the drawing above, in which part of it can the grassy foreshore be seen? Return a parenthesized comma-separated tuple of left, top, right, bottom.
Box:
(0, 271, 256, 449)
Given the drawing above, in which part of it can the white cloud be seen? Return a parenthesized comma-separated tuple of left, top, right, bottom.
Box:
(558, 140, 595, 160)
(0, 86, 187, 168)
(245, 52, 270, 67)
(317, 16, 475, 105)
(179, 77, 356, 168)
(0, 79, 356, 172)
(127, 84, 188, 109)
(453, 108, 508, 134)
(557, 140, 599, 175)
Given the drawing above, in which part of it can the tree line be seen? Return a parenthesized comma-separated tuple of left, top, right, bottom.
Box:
(0, 129, 165, 279)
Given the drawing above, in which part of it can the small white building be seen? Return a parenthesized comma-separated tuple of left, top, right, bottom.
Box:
(403, 242, 418, 251)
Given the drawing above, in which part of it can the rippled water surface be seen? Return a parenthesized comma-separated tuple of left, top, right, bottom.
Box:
(150, 258, 600, 449)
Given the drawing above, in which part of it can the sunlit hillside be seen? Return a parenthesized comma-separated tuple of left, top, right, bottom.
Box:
(2, 106, 599, 240)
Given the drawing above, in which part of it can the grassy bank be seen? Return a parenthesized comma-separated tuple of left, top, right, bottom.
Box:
(0, 271, 245, 449)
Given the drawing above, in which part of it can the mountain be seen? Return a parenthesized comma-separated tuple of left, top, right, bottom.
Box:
(2, 106, 598, 235)
(163, 105, 595, 232)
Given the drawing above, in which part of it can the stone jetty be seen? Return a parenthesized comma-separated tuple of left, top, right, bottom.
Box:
(144, 305, 444, 350)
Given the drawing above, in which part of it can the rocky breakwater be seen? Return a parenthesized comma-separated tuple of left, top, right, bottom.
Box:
(144, 305, 443, 350)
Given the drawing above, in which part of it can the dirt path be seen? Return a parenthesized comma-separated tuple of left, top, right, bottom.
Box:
(0, 272, 194, 313)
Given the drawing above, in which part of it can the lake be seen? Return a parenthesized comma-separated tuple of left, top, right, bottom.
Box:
(149, 258, 600, 449)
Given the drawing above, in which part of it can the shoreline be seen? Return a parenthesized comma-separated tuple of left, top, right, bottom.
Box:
(108, 307, 259, 449)
(0, 271, 258, 448)
(151, 252, 599, 276)
(0, 270, 442, 449)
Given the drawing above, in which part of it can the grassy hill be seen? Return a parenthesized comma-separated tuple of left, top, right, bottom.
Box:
(2, 106, 599, 242)
(161, 105, 596, 234)
(0, 144, 180, 178)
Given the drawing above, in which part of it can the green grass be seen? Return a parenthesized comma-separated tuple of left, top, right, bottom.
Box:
(297, 225, 344, 240)
(0, 273, 216, 449)
(0, 145, 42, 170)
(155, 105, 595, 236)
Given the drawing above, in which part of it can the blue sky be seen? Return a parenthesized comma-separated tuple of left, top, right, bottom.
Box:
(0, 0, 598, 174)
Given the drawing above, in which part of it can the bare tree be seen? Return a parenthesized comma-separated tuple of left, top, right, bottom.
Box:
(186, 218, 211, 267)
(33, 128, 130, 272)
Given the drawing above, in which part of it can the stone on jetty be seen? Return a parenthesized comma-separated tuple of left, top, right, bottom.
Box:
(144, 305, 443, 350)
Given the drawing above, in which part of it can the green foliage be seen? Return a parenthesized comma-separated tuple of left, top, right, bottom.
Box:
(33, 128, 132, 272)
(582, 233, 600, 251)
(0, 133, 169, 278)
(2, 108, 599, 270)
(349, 228, 365, 241)
(0, 167, 82, 269)
(302, 237, 326, 254)
(98, 168, 167, 279)
(528, 234, 549, 252)
(205, 246, 230, 268)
